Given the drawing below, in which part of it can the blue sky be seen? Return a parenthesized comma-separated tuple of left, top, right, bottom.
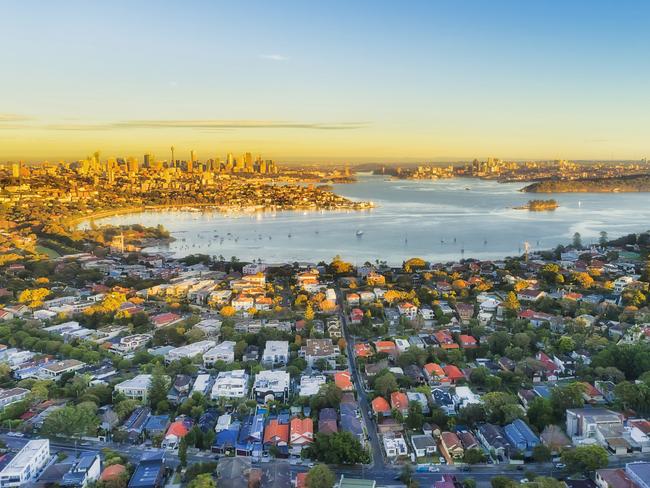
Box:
(1, 0, 648, 162)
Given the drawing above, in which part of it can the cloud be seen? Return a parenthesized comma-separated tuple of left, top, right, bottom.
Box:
(259, 54, 289, 61)
(0, 114, 32, 123)
(46, 119, 369, 131)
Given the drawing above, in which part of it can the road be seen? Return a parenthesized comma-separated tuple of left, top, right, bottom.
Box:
(336, 286, 385, 469)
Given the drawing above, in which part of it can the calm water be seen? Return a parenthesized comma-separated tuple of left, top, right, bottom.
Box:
(85, 175, 650, 264)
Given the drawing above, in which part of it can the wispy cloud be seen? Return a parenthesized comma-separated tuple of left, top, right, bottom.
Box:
(259, 54, 289, 62)
(0, 114, 32, 123)
(46, 119, 369, 131)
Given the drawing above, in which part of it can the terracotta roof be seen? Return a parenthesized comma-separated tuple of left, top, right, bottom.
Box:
(334, 371, 353, 391)
(264, 419, 289, 445)
(372, 396, 391, 413)
(166, 421, 189, 438)
(390, 391, 409, 410)
(100, 464, 126, 482)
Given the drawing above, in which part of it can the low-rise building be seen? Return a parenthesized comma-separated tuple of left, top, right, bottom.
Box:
(0, 438, 50, 487)
(261, 341, 289, 367)
(211, 370, 249, 399)
(115, 374, 153, 402)
(203, 341, 236, 367)
(165, 340, 216, 363)
(253, 370, 291, 402)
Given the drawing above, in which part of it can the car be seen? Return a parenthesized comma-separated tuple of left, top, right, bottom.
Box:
(555, 463, 566, 469)
(439, 457, 447, 464)
(307, 462, 315, 468)
(428, 466, 440, 473)
(520, 479, 529, 484)
(516, 465, 524, 471)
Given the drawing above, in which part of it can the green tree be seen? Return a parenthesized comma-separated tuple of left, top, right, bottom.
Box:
(148, 367, 169, 411)
(463, 448, 486, 464)
(532, 444, 552, 463)
(304, 432, 370, 464)
(187, 474, 216, 488)
(406, 401, 424, 430)
(527, 397, 554, 432)
(491, 476, 518, 488)
(374, 372, 398, 398)
(306, 464, 336, 488)
(573, 232, 582, 249)
(561, 445, 608, 473)
(463, 480, 477, 488)
(550, 383, 585, 421)
(179, 437, 188, 467)
(42, 402, 99, 438)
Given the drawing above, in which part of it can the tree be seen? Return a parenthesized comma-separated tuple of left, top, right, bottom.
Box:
(482, 392, 523, 425)
(557, 336, 576, 353)
(374, 372, 398, 398)
(491, 476, 518, 488)
(304, 432, 370, 464)
(186, 474, 216, 488)
(532, 444, 552, 463)
(573, 232, 582, 249)
(306, 464, 336, 488)
(561, 445, 608, 473)
(305, 303, 315, 321)
(463, 480, 477, 488)
(527, 397, 554, 432)
(148, 368, 169, 411)
(463, 448, 486, 464)
(406, 401, 424, 430)
(220, 305, 236, 317)
(550, 383, 584, 420)
(42, 402, 99, 438)
(179, 437, 188, 467)
(503, 292, 520, 312)
(400, 463, 414, 486)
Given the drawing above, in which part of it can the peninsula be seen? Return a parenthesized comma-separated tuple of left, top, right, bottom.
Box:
(522, 174, 650, 193)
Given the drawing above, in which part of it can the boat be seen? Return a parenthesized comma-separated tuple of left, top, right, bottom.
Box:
(356, 230, 364, 237)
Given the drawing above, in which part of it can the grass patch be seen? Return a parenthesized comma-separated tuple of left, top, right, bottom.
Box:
(35, 246, 61, 258)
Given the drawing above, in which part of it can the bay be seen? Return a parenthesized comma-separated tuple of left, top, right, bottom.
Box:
(83, 175, 650, 264)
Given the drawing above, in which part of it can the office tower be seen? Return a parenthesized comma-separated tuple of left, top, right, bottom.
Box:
(127, 156, 139, 174)
(144, 153, 154, 168)
(11, 162, 20, 178)
(170, 146, 175, 168)
(189, 150, 196, 173)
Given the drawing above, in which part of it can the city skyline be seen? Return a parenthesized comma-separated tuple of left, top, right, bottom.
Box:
(2, 1, 649, 162)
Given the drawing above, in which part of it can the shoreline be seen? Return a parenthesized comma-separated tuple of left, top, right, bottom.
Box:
(70, 201, 375, 228)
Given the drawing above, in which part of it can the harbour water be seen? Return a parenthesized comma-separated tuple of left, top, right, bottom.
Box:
(84, 175, 650, 264)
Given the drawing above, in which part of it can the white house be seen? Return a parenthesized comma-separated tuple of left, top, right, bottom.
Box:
(203, 341, 236, 367)
(38, 359, 85, 380)
(299, 375, 327, 397)
(383, 434, 409, 458)
(0, 439, 50, 487)
(262, 341, 289, 367)
(165, 340, 216, 363)
(114, 374, 152, 402)
(253, 370, 291, 402)
(0, 388, 29, 410)
(211, 370, 249, 399)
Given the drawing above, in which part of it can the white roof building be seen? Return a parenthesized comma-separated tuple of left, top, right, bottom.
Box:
(191, 374, 213, 397)
(114, 374, 152, 402)
(165, 340, 216, 363)
(211, 370, 249, 399)
(0, 438, 50, 487)
(299, 375, 327, 397)
(262, 340, 289, 366)
(253, 370, 291, 402)
(203, 341, 236, 367)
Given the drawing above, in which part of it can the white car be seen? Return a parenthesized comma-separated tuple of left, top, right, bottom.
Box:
(520, 479, 529, 484)
(555, 463, 566, 469)
(428, 466, 440, 472)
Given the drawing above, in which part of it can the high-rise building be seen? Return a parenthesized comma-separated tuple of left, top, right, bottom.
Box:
(189, 150, 196, 173)
(144, 153, 154, 168)
(127, 156, 139, 174)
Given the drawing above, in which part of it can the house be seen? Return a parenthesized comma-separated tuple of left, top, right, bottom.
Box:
(456, 303, 474, 324)
(0, 388, 29, 410)
(383, 434, 409, 458)
(263, 419, 289, 450)
(517, 289, 546, 302)
(442, 365, 465, 383)
(0, 439, 50, 487)
(128, 451, 165, 488)
(211, 370, 249, 399)
(162, 420, 190, 449)
(319, 408, 338, 434)
(334, 371, 354, 391)
(390, 391, 409, 417)
(349, 308, 364, 324)
(432, 388, 455, 416)
(302, 339, 339, 367)
(398, 302, 418, 320)
(290, 417, 313, 452)
(458, 430, 479, 451)
(433, 331, 459, 349)
(111, 334, 152, 354)
(477, 423, 511, 461)
(504, 419, 540, 455)
(61, 451, 102, 488)
(440, 432, 464, 463)
(150, 312, 182, 328)
(407, 391, 430, 414)
(253, 370, 291, 403)
(299, 375, 326, 397)
(100, 464, 127, 485)
(261, 341, 289, 367)
(203, 341, 236, 367)
(115, 374, 153, 402)
(340, 404, 364, 443)
(372, 397, 391, 417)
(424, 363, 449, 384)
(165, 340, 216, 363)
(566, 408, 624, 438)
(458, 335, 478, 349)
(411, 434, 437, 457)
(453, 386, 481, 410)
(213, 422, 240, 455)
(38, 359, 85, 379)
(354, 343, 373, 358)
(374, 341, 398, 357)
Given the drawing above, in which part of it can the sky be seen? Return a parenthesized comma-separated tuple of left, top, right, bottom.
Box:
(1, 0, 649, 163)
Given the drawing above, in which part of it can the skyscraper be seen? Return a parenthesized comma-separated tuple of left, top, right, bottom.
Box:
(189, 150, 196, 173)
